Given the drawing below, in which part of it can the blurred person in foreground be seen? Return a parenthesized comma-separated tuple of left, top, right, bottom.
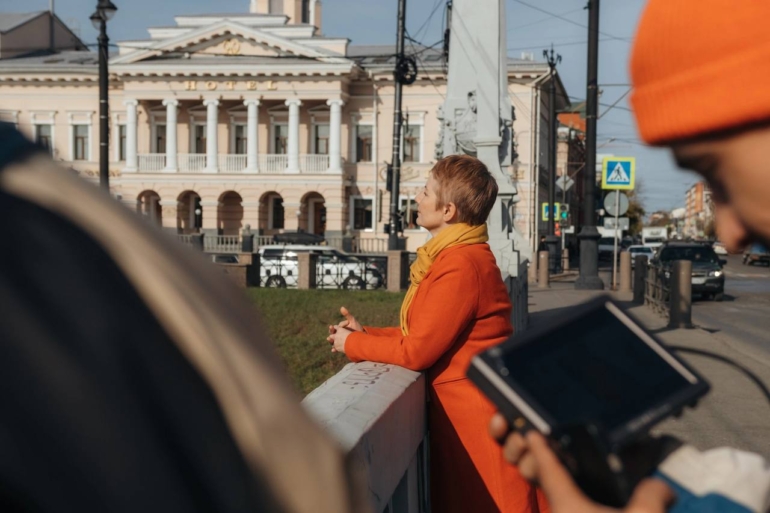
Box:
(490, 1, 770, 512)
(327, 155, 549, 513)
(0, 124, 369, 513)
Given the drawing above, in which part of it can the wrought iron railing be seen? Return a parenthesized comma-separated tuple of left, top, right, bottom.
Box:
(314, 254, 386, 290)
(645, 264, 670, 317)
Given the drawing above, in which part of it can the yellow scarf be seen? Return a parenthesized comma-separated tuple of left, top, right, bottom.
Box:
(400, 223, 489, 335)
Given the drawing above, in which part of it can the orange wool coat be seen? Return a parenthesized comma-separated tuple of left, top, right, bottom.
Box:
(345, 244, 549, 513)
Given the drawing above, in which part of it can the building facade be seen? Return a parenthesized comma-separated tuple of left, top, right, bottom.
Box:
(684, 181, 712, 238)
(0, 2, 566, 253)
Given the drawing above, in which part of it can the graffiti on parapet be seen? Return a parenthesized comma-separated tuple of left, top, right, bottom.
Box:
(341, 363, 391, 389)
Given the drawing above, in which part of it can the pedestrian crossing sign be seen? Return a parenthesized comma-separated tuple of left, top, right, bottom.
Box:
(601, 157, 636, 190)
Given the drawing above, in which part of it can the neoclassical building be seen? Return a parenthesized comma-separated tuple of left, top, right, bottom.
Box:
(0, 1, 566, 252)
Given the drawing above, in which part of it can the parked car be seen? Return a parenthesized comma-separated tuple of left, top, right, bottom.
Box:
(651, 242, 726, 301)
(713, 241, 728, 255)
(743, 243, 770, 266)
(626, 245, 654, 268)
(257, 245, 384, 289)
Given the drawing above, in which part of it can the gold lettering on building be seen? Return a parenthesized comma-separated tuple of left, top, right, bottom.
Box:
(225, 81, 235, 91)
(184, 81, 197, 91)
(246, 81, 258, 90)
(205, 81, 218, 91)
(266, 80, 276, 90)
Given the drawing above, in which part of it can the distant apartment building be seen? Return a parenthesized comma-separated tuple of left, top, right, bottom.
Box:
(684, 182, 712, 237)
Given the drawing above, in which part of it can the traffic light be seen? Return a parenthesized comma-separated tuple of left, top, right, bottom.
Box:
(559, 204, 569, 221)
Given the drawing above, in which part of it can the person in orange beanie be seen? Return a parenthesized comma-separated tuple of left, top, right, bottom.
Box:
(490, 1, 770, 512)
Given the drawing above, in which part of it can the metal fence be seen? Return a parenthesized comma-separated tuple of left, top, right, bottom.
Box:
(314, 255, 387, 290)
(644, 265, 670, 317)
(260, 258, 299, 288)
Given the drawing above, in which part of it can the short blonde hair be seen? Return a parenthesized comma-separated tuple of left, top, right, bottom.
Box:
(430, 155, 498, 225)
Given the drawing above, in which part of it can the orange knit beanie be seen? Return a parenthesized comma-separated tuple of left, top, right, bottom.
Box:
(630, 1, 770, 145)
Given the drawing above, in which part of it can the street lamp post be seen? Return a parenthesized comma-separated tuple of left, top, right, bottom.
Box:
(544, 45, 561, 274)
(575, 0, 605, 290)
(90, 0, 117, 192)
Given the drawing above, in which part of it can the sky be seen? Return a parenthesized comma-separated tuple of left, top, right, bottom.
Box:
(0, 0, 701, 213)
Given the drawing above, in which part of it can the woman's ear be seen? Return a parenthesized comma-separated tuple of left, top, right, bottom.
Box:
(443, 202, 458, 223)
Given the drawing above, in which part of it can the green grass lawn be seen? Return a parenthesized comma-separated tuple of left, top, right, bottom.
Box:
(246, 288, 405, 395)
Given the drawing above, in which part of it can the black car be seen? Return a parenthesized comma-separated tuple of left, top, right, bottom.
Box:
(652, 242, 726, 301)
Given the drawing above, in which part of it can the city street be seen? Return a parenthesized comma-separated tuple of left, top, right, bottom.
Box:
(530, 275, 770, 460)
(692, 254, 770, 357)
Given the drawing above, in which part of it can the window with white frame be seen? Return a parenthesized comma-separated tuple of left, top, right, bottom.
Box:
(314, 124, 329, 155)
(118, 125, 127, 161)
(35, 124, 53, 154)
(154, 124, 167, 153)
(73, 125, 89, 161)
(234, 124, 247, 154)
(403, 124, 422, 162)
(194, 125, 206, 154)
(273, 124, 288, 154)
(351, 197, 373, 230)
(399, 197, 419, 230)
(270, 196, 285, 229)
(355, 124, 373, 162)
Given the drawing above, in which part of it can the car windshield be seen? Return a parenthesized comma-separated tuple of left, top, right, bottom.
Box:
(630, 247, 653, 254)
(599, 237, 615, 245)
(750, 243, 769, 254)
(659, 246, 719, 263)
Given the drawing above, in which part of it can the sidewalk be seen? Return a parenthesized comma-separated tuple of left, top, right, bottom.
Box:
(526, 279, 770, 459)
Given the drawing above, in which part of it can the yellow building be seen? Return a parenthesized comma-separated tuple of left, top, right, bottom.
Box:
(0, 2, 565, 252)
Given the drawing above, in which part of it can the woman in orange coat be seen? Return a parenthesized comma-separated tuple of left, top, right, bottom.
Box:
(327, 155, 549, 513)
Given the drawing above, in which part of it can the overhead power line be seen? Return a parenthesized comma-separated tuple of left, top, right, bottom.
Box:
(511, 0, 632, 43)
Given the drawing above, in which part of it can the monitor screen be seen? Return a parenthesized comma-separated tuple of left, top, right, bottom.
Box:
(502, 304, 695, 433)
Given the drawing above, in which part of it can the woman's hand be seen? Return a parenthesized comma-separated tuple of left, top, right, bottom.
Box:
(488, 414, 675, 513)
(326, 307, 363, 354)
(338, 306, 363, 332)
(326, 323, 353, 354)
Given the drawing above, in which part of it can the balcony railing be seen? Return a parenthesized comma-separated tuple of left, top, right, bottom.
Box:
(137, 153, 166, 172)
(204, 235, 242, 253)
(136, 154, 331, 174)
(300, 154, 330, 173)
(219, 154, 247, 173)
(258, 154, 288, 173)
(179, 154, 206, 173)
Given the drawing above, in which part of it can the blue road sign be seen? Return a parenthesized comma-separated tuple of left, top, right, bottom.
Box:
(601, 157, 636, 190)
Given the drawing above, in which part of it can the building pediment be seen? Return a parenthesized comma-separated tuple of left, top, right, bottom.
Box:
(111, 20, 349, 66)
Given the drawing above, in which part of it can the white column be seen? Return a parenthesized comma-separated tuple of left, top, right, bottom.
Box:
(162, 99, 179, 171)
(285, 98, 301, 173)
(326, 98, 344, 173)
(124, 99, 138, 172)
(204, 99, 219, 173)
(244, 99, 260, 173)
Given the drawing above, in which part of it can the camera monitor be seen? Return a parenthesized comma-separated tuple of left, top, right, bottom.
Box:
(468, 296, 710, 505)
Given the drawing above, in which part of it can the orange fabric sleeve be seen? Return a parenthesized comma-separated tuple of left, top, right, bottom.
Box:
(345, 257, 479, 371)
(361, 326, 402, 337)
